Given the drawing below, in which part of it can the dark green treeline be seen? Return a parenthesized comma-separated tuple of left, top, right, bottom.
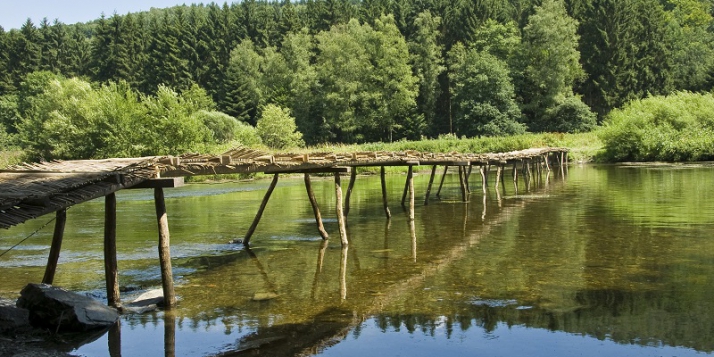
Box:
(1, 0, 713, 146)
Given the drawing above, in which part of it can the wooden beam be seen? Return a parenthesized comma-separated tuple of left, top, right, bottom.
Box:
(380, 166, 391, 219)
(128, 177, 185, 189)
(243, 174, 279, 246)
(104, 193, 120, 307)
(304, 174, 329, 240)
(335, 173, 349, 246)
(154, 187, 176, 309)
(267, 167, 350, 174)
(42, 208, 66, 285)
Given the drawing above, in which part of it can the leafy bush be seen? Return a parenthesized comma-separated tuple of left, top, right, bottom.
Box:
(599, 91, 714, 161)
(256, 104, 304, 150)
(543, 96, 597, 133)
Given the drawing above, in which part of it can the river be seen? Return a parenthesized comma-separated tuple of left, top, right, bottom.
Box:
(1, 163, 713, 356)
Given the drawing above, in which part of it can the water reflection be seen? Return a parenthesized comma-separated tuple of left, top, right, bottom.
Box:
(2, 165, 714, 356)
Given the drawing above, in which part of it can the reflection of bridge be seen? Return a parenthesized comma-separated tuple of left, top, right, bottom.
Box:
(0, 146, 568, 311)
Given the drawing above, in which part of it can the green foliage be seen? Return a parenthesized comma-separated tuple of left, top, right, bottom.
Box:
(448, 43, 525, 137)
(543, 96, 597, 133)
(256, 104, 304, 150)
(14, 73, 226, 160)
(599, 92, 714, 161)
(409, 11, 445, 136)
(222, 39, 263, 124)
(518, 0, 584, 130)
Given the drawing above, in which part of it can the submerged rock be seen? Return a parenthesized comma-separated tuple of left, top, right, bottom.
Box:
(16, 284, 118, 332)
(121, 289, 165, 314)
(252, 292, 279, 301)
(0, 298, 32, 335)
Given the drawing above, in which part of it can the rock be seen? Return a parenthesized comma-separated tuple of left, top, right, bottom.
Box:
(16, 284, 118, 332)
(0, 298, 32, 335)
(252, 292, 279, 301)
(126, 289, 164, 308)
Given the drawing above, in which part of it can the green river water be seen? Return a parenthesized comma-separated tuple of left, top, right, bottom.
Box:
(1, 164, 713, 357)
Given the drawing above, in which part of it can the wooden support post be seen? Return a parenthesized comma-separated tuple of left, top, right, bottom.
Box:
(424, 165, 437, 205)
(108, 320, 121, 357)
(495, 165, 503, 190)
(458, 166, 468, 202)
(335, 173, 349, 246)
(380, 166, 391, 219)
(465, 165, 473, 194)
(244, 174, 279, 246)
(304, 174, 329, 240)
(344, 168, 357, 216)
(544, 154, 551, 172)
(480, 166, 488, 195)
(340, 245, 348, 300)
(42, 208, 67, 285)
(408, 165, 415, 220)
(164, 311, 176, 357)
(104, 193, 120, 307)
(513, 162, 518, 182)
(436, 166, 448, 198)
(154, 187, 176, 309)
(401, 165, 414, 208)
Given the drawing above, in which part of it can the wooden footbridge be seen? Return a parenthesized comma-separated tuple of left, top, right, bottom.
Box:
(0, 146, 568, 311)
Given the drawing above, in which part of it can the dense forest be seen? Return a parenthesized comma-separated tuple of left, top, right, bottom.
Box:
(1, 0, 714, 160)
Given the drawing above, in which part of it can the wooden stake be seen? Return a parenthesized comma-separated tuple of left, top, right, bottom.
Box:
(335, 173, 349, 246)
(42, 208, 67, 285)
(104, 193, 120, 307)
(340, 245, 348, 300)
(495, 165, 503, 190)
(465, 165, 473, 193)
(344, 168, 357, 216)
(436, 166, 448, 198)
(244, 174, 279, 245)
(408, 165, 415, 220)
(424, 165, 437, 205)
(458, 166, 468, 202)
(304, 174, 329, 240)
(108, 320, 121, 357)
(380, 166, 391, 219)
(402, 165, 413, 208)
(154, 187, 176, 309)
(164, 311, 176, 357)
(544, 154, 551, 172)
(480, 166, 488, 195)
(513, 162, 518, 182)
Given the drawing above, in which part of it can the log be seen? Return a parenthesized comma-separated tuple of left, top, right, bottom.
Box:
(304, 174, 329, 240)
(335, 173, 349, 246)
(344, 168, 357, 216)
(104, 193, 120, 307)
(154, 187, 176, 309)
(424, 165, 437, 205)
(42, 208, 67, 285)
(244, 174, 279, 245)
(380, 166, 391, 219)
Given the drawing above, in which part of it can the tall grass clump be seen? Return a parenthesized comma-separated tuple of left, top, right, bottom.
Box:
(599, 92, 714, 162)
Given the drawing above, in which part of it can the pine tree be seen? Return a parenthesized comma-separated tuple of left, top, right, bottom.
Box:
(409, 11, 446, 136)
(13, 19, 42, 86)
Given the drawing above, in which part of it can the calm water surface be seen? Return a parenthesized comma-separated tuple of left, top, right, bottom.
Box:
(1, 164, 713, 356)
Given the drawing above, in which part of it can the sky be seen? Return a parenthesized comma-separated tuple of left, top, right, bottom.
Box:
(0, 0, 202, 30)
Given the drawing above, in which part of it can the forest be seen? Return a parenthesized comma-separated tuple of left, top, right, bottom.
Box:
(1, 0, 714, 161)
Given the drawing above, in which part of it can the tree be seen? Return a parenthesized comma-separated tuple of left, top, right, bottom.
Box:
(409, 11, 446, 137)
(669, 0, 714, 91)
(518, 0, 587, 131)
(579, 0, 673, 117)
(222, 39, 263, 124)
(448, 43, 525, 137)
(256, 104, 304, 149)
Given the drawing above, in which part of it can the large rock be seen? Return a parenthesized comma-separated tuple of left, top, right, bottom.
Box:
(0, 298, 31, 335)
(16, 284, 118, 332)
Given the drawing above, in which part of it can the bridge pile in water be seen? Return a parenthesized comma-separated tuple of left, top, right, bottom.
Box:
(0, 146, 568, 310)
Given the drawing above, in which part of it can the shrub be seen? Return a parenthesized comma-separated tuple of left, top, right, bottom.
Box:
(599, 91, 714, 161)
(543, 96, 597, 133)
(256, 104, 304, 150)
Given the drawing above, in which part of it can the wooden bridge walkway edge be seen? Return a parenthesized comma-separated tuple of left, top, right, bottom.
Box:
(0, 146, 568, 310)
